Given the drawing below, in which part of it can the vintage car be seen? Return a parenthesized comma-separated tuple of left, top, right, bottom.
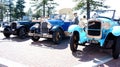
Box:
(28, 14, 73, 44)
(3, 20, 39, 39)
(68, 10, 120, 59)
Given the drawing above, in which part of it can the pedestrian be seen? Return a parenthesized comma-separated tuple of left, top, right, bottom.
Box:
(73, 13, 79, 24)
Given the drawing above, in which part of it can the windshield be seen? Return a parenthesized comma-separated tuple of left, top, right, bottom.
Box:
(91, 10, 115, 19)
(49, 14, 69, 20)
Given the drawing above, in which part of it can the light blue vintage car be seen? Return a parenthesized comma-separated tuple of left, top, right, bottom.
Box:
(68, 10, 120, 59)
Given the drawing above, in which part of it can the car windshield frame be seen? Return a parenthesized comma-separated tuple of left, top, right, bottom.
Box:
(92, 10, 116, 19)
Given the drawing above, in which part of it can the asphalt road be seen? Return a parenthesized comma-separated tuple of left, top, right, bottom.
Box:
(0, 33, 119, 67)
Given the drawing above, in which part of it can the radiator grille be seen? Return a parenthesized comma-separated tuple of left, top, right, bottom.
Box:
(88, 20, 101, 36)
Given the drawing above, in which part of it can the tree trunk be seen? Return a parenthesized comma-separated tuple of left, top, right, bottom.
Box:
(43, 4, 45, 17)
(87, 0, 90, 19)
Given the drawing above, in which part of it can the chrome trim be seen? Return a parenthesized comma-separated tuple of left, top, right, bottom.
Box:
(28, 33, 52, 38)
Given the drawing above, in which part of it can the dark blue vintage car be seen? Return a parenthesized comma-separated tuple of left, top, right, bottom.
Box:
(28, 14, 73, 44)
(3, 20, 39, 39)
(68, 10, 120, 59)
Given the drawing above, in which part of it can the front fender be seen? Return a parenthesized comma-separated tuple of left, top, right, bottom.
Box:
(4, 26, 11, 29)
(29, 23, 40, 31)
(30, 26, 37, 31)
(17, 25, 24, 29)
(112, 26, 120, 36)
(51, 25, 60, 31)
(68, 25, 87, 43)
(68, 25, 83, 33)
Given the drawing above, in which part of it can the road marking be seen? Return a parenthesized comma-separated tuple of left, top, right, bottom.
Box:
(0, 57, 29, 67)
(74, 55, 113, 67)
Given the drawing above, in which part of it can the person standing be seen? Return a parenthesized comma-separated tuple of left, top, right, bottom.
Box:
(73, 13, 79, 24)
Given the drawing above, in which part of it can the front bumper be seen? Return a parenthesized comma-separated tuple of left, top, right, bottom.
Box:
(28, 33, 52, 38)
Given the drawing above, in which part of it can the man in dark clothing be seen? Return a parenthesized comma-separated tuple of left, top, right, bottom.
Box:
(73, 13, 79, 24)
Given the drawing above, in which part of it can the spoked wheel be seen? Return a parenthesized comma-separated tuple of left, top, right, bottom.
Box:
(112, 36, 120, 59)
(53, 30, 62, 44)
(70, 32, 79, 52)
(31, 30, 40, 42)
(18, 27, 27, 39)
(3, 27, 11, 38)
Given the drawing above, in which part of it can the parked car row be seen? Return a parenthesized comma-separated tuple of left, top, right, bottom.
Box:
(1, 10, 120, 59)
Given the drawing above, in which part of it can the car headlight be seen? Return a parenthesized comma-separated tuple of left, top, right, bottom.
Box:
(3, 22, 9, 26)
(33, 23, 40, 28)
(103, 22, 111, 30)
(17, 22, 20, 26)
(79, 19, 87, 28)
(47, 22, 52, 28)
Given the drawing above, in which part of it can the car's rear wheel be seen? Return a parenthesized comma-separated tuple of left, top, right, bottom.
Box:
(70, 32, 79, 52)
(3, 27, 11, 38)
(31, 30, 40, 42)
(112, 36, 120, 59)
(18, 27, 27, 39)
(53, 29, 62, 44)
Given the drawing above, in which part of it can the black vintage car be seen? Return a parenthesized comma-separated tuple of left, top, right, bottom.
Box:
(3, 20, 39, 39)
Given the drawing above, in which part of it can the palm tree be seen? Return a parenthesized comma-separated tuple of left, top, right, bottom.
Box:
(73, 0, 109, 19)
(31, 0, 58, 17)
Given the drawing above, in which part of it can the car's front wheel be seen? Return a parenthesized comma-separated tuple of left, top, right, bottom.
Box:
(112, 36, 120, 59)
(70, 32, 79, 52)
(18, 27, 27, 39)
(31, 30, 40, 42)
(3, 27, 11, 38)
(53, 29, 62, 44)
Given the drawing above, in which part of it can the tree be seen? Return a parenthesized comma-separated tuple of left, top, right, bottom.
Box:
(73, 0, 109, 19)
(47, 0, 58, 16)
(14, 0, 26, 19)
(32, 10, 42, 19)
(31, 0, 48, 17)
(31, 0, 58, 17)
(0, 3, 6, 21)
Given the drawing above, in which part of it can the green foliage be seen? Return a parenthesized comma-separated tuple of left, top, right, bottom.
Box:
(14, 0, 26, 19)
(30, 0, 58, 17)
(32, 10, 42, 19)
(74, 0, 108, 10)
(0, 3, 6, 21)
(73, 0, 109, 19)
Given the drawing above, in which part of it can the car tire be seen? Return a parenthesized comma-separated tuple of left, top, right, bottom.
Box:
(18, 27, 27, 39)
(112, 36, 120, 59)
(53, 29, 62, 44)
(31, 30, 40, 42)
(3, 27, 11, 38)
(70, 33, 79, 52)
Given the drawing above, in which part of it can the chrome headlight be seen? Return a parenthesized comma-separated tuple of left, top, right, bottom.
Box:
(3, 22, 9, 26)
(47, 22, 52, 28)
(79, 19, 87, 28)
(33, 23, 40, 28)
(103, 22, 111, 30)
(17, 22, 20, 26)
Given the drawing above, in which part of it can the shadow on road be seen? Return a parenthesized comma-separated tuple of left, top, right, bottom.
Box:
(72, 44, 111, 62)
(2, 36, 30, 42)
(30, 37, 70, 49)
(0, 64, 8, 67)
